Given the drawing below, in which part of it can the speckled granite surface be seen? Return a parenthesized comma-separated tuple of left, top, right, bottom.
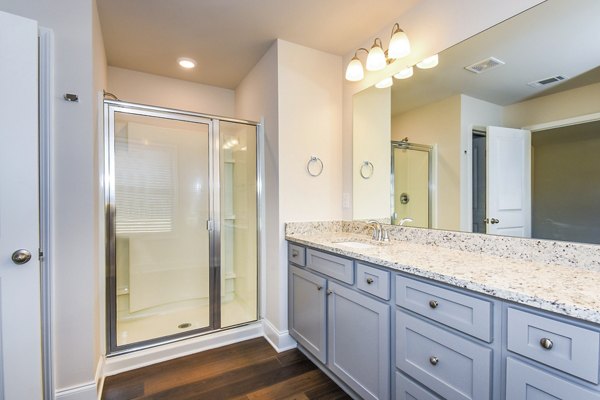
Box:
(285, 221, 600, 324)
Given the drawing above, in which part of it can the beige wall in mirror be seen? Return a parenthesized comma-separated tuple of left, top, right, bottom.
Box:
(352, 0, 600, 245)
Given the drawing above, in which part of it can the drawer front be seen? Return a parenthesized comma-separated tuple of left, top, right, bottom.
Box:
(288, 243, 306, 266)
(396, 372, 442, 400)
(306, 249, 354, 284)
(507, 308, 600, 384)
(357, 263, 390, 300)
(396, 310, 492, 400)
(506, 358, 600, 400)
(396, 276, 492, 342)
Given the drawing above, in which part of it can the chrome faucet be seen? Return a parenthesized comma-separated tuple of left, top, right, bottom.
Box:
(399, 217, 413, 226)
(367, 220, 390, 242)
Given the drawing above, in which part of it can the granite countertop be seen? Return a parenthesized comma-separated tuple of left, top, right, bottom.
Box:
(286, 231, 600, 325)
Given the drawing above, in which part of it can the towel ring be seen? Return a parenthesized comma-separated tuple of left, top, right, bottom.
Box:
(360, 161, 374, 179)
(306, 156, 324, 177)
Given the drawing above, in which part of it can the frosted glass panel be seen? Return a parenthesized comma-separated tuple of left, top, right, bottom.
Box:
(219, 121, 258, 327)
(114, 112, 210, 346)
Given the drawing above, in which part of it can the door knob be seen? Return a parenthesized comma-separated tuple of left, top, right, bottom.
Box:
(11, 249, 32, 265)
(490, 218, 500, 224)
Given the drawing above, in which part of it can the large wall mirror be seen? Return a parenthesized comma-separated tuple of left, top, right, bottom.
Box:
(352, 0, 600, 245)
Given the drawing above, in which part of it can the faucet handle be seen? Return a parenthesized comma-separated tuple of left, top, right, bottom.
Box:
(381, 229, 390, 242)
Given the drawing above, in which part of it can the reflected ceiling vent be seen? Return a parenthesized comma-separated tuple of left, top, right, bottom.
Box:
(464, 57, 505, 74)
(527, 75, 567, 88)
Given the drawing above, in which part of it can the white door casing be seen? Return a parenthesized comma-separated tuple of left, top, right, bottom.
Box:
(0, 11, 43, 399)
(486, 126, 532, 237)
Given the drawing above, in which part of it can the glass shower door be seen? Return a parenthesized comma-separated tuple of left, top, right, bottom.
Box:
(108, 107, 214, 351)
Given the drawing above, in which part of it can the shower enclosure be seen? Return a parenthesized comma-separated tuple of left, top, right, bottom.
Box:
(104, 100, 260, 354)
(391, 140, 432, 228)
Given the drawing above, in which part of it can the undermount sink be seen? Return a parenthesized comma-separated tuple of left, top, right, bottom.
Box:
(334, 241, 375, 249)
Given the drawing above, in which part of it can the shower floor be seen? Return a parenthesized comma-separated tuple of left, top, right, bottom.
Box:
(117, 297, 256, 347)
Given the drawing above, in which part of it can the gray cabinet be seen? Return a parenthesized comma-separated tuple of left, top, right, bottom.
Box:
(289, 265, 327, 363)
(396, 310, 492, 400)
(328, 281, 390, 400)
(506, 357, 600, 400)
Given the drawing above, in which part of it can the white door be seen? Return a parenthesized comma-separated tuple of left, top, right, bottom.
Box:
(0, 11, 43, 399)
(486, 126, 532, 237)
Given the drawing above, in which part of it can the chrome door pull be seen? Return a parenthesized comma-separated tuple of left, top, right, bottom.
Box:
(490, 218, 500, 224)
(540, 338, 553, 350)
(429, 300, 439, 309)
(11, 249, 32, 265)
(429, 356, 439, 366)
(316, 285, 323, 291)
(366, 277, 374, 285)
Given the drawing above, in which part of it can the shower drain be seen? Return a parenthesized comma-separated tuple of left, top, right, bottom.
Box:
(178, 322, 192, 329)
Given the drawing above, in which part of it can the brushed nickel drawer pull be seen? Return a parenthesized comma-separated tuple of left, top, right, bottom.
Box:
(540, 338, 553, 350)
(429, 356, 439, 366)
(316, 285, 323, 291)
(366, 277, 374, 285)
(327, 289, 333, 296)
(291, 249, 299, 258)
(429, 300, 439, 309)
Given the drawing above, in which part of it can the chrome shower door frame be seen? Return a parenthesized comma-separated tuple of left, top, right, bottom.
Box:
(104, 101, 220, 355)
(390, 140, 433, 227)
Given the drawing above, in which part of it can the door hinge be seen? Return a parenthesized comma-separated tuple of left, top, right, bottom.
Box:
(207, 220, 214, 231)
(38, 248, 45, 261)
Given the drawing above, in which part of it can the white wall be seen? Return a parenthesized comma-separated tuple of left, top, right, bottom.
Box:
(107, 66, 235, 117)
(342, 0, 545, 219)
(1, 0, 103, 397)
(235, 39, 342, 346)
(234, 42, 282, 339)
(352, 86, 391, 220)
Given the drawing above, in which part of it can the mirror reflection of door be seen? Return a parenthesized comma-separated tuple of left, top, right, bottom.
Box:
(472, 126, 532, 238)
(391, 141, 432, 228)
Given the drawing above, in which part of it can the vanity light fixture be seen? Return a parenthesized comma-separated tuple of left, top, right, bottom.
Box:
(394, 66, 414, 79)
(177, 57, 197, 69)
(375, 77, 393, 89)
(416, 54, 439, 69)
(345, 22, 411, 82)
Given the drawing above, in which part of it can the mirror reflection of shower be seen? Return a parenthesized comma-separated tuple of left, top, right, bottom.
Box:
(391, 139, 433, 228)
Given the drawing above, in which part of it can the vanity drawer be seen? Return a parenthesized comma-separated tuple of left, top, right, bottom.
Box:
(306, 249, 354, 284)
(396, 276, 492, 342)
(395, 372, 442, 400)
(396, 310, 492, 400)
(356, 263, 390, 300)
(506, 357, 600, 400)
(507, 308, 600, 384)
(288, 243, 306, 266)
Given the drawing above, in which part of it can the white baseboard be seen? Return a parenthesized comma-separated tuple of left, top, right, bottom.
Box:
(262, 318, 296, 352)
(103, 322, 263, 376)
(55, 382, 97, 400)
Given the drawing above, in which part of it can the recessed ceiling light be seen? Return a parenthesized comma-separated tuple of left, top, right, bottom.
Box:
(177, 57, 196, 69)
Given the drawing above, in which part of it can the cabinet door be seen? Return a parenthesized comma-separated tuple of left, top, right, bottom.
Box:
(289, 265, 327, 363)
(506, 358, 600, 400)
(328, 282, 390, 400)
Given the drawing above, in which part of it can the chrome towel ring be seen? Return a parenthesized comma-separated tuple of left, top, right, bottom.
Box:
(307, 156, 324, 177)
(360, 160, 374, 179)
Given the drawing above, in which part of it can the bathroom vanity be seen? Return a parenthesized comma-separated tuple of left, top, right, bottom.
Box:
(286, 223, 600, 400)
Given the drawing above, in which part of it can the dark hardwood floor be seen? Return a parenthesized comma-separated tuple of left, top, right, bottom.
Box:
(102, 337, 352, 400)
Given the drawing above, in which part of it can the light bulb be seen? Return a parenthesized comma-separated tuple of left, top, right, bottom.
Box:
(177, 57, 197, 69)
(366, 43, 386, 71)
(345, 56, 364, 81)
(416, 54, 439, 69)
(393, 66, 413, 79)
(375, 77, 393, 89)
(388, 29, 410, 59)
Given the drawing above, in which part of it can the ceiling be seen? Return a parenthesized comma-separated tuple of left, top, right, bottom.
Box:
(390, 0, 600, 115)
(97, 0, 422, 89)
